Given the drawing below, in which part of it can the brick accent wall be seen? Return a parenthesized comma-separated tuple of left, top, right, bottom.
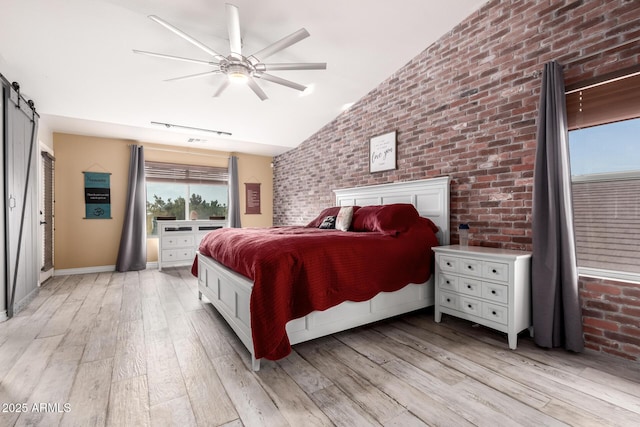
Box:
(273, 0, 640, 360)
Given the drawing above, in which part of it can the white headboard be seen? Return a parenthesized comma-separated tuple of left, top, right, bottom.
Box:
(333, 176, 451, 245)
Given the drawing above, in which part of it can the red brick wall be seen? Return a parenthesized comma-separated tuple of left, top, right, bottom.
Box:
(273, 0, 640, 360)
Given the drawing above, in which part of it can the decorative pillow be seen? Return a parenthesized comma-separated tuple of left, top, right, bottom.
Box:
(307, 206, 360, 228)
(318, 216, 336, 229)
(335, 206, 354, 231)
(351, 203, 420, 235)
(306, 207, 342, 228)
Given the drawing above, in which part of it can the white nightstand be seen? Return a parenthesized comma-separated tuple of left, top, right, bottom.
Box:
(433, 245, 532, 349)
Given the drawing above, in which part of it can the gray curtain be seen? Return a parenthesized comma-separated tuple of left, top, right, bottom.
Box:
(228, 155, 242, 228)
(116, 145, 147, 271)
(532, 61, 583, 352)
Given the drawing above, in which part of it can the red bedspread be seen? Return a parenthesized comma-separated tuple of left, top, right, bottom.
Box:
(192, 217, 439, 361)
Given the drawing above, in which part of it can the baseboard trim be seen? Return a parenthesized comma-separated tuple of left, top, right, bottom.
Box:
(54, 263, 159, 276)
(54, 265, 116, 276)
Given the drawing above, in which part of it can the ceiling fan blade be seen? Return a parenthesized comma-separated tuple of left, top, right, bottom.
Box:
(247, 77, 268, 101)
(213, 79, 230, 97)
(226, 4, 242, 55)
(250, 28, 310, 61)
(148, 15, 225, 61)
(164, 70, 221, 82)
(133, 50, 218, 66)
(262, 62, 327, 71)
(258, 73, 306, 92)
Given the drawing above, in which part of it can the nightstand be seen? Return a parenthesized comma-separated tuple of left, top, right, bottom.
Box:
(433, 245, 532, 349)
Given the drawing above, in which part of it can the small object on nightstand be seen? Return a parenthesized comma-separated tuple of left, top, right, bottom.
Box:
(459, 223, 470, 246)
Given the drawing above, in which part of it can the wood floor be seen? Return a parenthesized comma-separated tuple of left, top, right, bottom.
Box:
(1, 268, 639, 427)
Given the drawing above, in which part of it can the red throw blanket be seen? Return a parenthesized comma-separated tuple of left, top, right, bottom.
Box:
(192, 218, 439, 360)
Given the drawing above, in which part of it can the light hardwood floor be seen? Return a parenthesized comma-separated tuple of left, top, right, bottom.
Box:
(1, 268, 639, 426)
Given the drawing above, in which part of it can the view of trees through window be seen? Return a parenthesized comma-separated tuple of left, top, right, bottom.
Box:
(146, 182, 228, 235)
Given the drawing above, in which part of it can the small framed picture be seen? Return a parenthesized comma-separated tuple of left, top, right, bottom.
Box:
(369, 130, 397, 173)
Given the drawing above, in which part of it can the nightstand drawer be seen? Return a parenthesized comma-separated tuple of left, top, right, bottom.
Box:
(483, 302, 508, 325)
(458, 277, 482, 297)
(439, 291, 459, 310)
(460, 258, 482, 278)
(439, 256, 459, 273)
(438, 274, 458, 291)
(460, 296, 482, 316)
(482, 282, 508, 304)
(483, 261, 509, 282)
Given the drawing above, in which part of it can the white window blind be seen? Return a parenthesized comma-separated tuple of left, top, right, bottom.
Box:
(145, 161, 228, 184)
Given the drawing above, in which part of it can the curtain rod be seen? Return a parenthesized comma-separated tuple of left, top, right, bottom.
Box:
(142, 145, 230, 159)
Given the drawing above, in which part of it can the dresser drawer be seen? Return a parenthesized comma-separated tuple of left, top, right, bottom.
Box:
(162, 248, 194, 262)
(162, 234, 195, 248)
(438, 256, 459, 273)
(482, 261, 509, 283)
(439, 291, 459, 310)
(458, 277, 482, 297)
(438, 274, 458, 292)
(460, 258, 482, 278)
(460, 296, 482, 317)
(482, 282, 508, 304)
(483, 302, 508, 325)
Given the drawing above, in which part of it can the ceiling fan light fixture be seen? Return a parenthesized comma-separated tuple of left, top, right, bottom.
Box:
(226, 63, 250, 84)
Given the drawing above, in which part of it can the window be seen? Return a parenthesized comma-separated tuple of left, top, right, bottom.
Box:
(145, 161, 228, 236)
(566, 69, 640, 282)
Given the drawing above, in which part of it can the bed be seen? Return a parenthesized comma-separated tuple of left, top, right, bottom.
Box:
(195, 177, 450, 370)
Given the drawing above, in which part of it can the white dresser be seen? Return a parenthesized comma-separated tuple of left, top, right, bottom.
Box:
(157, 220, 226, 270)
(433, 245, 532, 349)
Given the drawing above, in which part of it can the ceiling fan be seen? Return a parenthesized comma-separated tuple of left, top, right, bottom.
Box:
(133, 3, 326, 101)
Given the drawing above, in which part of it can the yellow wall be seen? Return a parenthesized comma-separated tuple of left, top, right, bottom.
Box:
(53, 133, 273, 270)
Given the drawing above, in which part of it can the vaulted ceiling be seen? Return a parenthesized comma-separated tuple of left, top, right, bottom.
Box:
(0, 0, 486, 156)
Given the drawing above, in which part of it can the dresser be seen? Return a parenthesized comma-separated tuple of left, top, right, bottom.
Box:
(157, 219, 226, 270)
(433, 245, 532, 349)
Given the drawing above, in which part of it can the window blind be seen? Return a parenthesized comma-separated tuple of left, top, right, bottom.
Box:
(566, 70, 640, 130)
(145, 161, 228, 184)
(41, 151, 54, 271)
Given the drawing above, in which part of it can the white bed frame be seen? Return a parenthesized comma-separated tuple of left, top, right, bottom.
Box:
(197, 176, 450, 370)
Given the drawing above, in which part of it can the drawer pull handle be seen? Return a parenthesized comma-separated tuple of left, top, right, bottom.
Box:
(446, 280, 450, 285)
(446, 298, 451, 303)
(467, 304, 473, 309)
(446, 262, 452, 266)
(492, 311, 497, 316)
(467, 285, 472, 289)
(492, 269, 498, 274)
(491, 290, 497, 295)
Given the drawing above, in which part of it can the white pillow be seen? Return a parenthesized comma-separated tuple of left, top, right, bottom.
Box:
(335, 206, 354, 231)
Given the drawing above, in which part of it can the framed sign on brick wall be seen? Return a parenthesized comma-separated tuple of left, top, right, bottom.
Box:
(369, 130, 396, 173)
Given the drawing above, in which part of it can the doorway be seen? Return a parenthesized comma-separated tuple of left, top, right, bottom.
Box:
(39, 146, 54, 283)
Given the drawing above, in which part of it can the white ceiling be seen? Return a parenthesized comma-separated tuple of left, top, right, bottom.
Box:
(0, 0, 486, 156)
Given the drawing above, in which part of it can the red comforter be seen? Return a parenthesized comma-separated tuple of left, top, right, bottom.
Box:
(192, 217, 439, 361)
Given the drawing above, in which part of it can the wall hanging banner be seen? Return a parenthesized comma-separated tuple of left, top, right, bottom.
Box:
(245, 182, 261, 214)
(83, 171, 112, 219)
